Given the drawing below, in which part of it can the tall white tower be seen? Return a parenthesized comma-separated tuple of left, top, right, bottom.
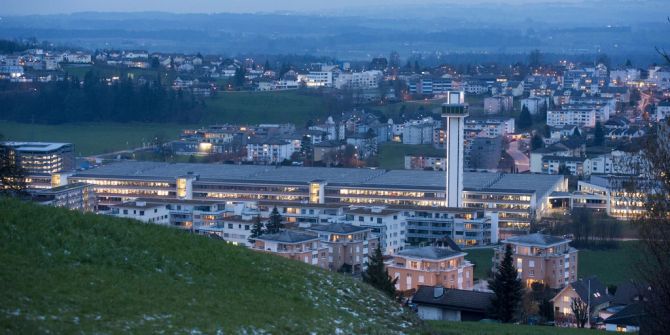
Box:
(442, 91, 468, 208)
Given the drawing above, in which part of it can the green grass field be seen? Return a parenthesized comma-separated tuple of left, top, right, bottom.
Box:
(0, 122, 190, 156)
(377, 143, 445, 169)
(427, 321, 602, 335)
(577, 242, 643, 285)
(463, 242, 643, 286)
(203, 91, 329, 126)
(0, 198, 418, 334)
(464, 248, 494, 280)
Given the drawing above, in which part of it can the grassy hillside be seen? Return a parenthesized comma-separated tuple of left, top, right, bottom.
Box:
(203, 91, 330, 126)
(0, 199, 418, 334)
(0, 122, 190, 156)
(428, 321, 602, 335)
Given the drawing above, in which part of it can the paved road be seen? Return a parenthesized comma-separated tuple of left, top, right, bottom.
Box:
(506, 140, 530, 172)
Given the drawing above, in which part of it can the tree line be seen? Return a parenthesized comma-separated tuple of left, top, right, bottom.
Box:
(0, 71, 205, 124)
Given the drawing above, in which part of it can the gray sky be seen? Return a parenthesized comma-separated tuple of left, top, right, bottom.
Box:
(0, 0, 587, 15)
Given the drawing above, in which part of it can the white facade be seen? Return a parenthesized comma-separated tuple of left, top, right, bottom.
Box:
(521, 97, 548, 115)
(402, 118, 438, 145)
(298, 71, 333, 87)
(345, 207, 405, 254)
(334, 70, 382, 89)
(656, 102, 670, 122)
(111, 201, 171, 225)
(547, 109, 596, 128)
(442, 91, 468, 208)
(246, 141, 294, 163)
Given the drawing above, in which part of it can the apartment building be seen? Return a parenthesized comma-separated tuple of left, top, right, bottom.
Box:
(253, 230, 329, 269)
(401, 207, 498, 247)
(245, 138, 295, 164)
(0, 141, 75, 174)
(483, 95, 513, 114)
(493, 233, 578, 289)
(110, 200, 171, 225)
(342, 207, 405, 254)
(402, 118, 438, 145)
(307, 223, 379, 274)
(547, 108, 597, 128)
(387, 246, 474, 293)
(297, 71, 333, 87)
(334, 70, 382, 89)
(574, 176, 646, 219)
(30, 182, 95, 212)
(258, 201, 345, 227)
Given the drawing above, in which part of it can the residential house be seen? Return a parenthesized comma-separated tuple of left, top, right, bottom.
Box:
(412, 286, 493, 322)
(551, 276, 612, 327)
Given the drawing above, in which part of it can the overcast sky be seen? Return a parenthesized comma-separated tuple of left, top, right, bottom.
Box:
(1, 0, 590, 16)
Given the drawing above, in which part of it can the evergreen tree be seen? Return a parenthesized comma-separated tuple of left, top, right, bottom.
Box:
(248, 215, 264, 243)
(264, 59, 271, 71)
(234, 67, 246, 88)
(300, 134, 313, 164)
(362, 245, 397, 298)
(531, 134, 545, 150)
(518, 105, 533, 130)
(488, 244, 523, 323)
(573, 127, 581, 137)
(594, 121, 605, 146)
(266, 207, 283, 234)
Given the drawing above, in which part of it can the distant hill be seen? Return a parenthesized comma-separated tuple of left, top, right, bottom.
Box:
(0, 198, 418, 334)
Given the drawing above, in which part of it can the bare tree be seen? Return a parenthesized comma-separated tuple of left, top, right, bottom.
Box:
(571, 297, 589, 328)
(636, 120, 670, 334)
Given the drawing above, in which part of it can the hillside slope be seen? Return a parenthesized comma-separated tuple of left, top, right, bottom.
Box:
(0, 199, 418, 334)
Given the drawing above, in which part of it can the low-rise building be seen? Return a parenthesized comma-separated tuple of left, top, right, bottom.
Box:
(551, 277, 612, 327)
(412, 286, 493, 322)
(110, 200, 171, 225)
(493, 233, 578, 289)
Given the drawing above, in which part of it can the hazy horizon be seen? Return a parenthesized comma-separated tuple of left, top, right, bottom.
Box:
(0, 0, 653, 16)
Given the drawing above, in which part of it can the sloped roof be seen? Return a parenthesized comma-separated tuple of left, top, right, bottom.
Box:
(605, 302, 645, 326)
(504, 233, 569, 247)
(308, 222, 368, 234)
(572, 276, 612, 308)
(412, 286, 493, 313)
(612, 281, 650, 306)
(257, 230, 317, 243)
(397, 246, 463, 260)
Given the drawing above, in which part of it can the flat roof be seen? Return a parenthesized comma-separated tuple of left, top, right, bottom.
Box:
(1, 141, 72, 152)
(72, 161, 564, 196)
